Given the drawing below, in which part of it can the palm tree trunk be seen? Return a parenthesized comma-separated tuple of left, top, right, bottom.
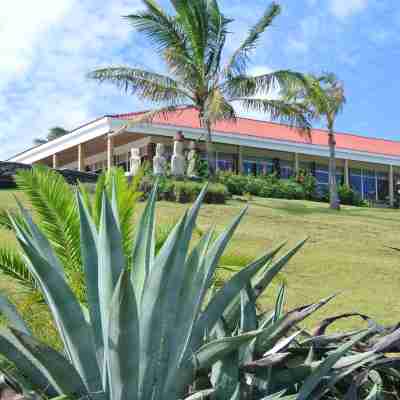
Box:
(204, 119, 216, 178)
(328, 130, 340, 210)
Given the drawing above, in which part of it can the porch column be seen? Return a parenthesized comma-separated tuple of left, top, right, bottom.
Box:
(344, 159, 350, 186)
(238, 146, 243, 174)
(52, 153, 58, 169)
(107, 135, 114, 171)
(389, 164, 394, 207)
(294, 153, 300, 175)
(78, 143, 86, 172)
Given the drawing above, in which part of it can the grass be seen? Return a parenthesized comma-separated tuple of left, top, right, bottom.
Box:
(1, 188, 400, 332)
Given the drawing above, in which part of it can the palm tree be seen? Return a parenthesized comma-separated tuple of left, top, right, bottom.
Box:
(283, 73, 346, 210)
(33, 126, 69, 146)
(89, 0, 312, 176)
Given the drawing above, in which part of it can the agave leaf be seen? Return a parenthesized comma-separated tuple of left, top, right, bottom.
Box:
(12, 217, 101, 393)
(255, 294, 336, 355)
(8, 328, 88, 397)
(210, 321, 239, 400)
(138, 212, 188, 400)
(76, 192, 103, 368)
(253, 238, 308, 298)
(312, 312, 374, 336)
(108, 270, 139, 400)
(184, 388, 215, 400)
(274, 284, 286, 323)
(238, 285, 257, 365)
(97, 191, 125, 386)
(242, 353, 291, 372)
(197, 241, 288, 345)
(0, 328, 58, 396)
(296, 329, 374, 400)
(371, 327, 400, 353)
(168, 228, 215, 373)
(193, 330, 265, 371)
(0, 294, 31, 335)
(221, 241, 289, 330)
(264, 331, 301, 357)
(131, 182, 157, 305)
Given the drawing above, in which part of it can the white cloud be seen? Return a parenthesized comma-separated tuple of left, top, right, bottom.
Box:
(329, 0, 368, 19)
(0, 0, 145, 160)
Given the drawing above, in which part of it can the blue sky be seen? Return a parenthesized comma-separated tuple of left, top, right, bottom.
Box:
(1, 0, 399, 159)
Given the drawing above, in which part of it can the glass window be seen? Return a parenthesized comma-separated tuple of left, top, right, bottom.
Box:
(217, 159, 233, 172)
(349, 169, 362, 195)
(362, 170, 376, 200)
(315, 170, 329, 184)
(243, 161, 257, 175)
(377, 178, 389, 201)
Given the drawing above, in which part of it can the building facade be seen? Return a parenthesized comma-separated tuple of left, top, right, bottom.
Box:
(8, 107, 400, 205)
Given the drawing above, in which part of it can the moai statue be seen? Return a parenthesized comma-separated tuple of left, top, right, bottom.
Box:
(171, 132, 186, 177)
(129, 148, 141, 175)
(153, 143, 167, 176)
(187, 141, 199, 178)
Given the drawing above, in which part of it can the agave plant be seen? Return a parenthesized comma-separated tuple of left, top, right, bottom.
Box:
(0, 166, 142, 299)
(0, 180, 313, 400)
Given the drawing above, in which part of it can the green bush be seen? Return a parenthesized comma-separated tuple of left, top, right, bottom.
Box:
(217, 172, 308, 200)
(295, 169, 317, 199)
(337, 184, 366, 206)
(141, 176, 229, 204)
(319, 184, 367, 207)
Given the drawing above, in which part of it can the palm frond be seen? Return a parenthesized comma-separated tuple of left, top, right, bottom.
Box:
(239, 98, 312, 131)
(125, 2, 190, 60)
(172, 0, 208, 68)
(88, 67, 192, 105)
(224, 70, 308, 99)
(226, 2, 281, 76)
(0, 247, 36, 292)
(205, 0, 231, 78)
(14, 166, 81, 273)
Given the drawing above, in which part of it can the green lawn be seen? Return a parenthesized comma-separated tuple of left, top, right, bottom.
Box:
(1, 188, 400, 331)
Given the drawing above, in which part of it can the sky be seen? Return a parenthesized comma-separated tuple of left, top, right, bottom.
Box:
(1, 0, 399, 159)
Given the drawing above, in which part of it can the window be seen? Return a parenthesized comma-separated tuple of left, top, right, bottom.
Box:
(362, 170, 376, 200)
(377, 172, 389, 201)
(243, 161, 257, 175)
(349, 169, 362, 195)
(217, 159, 233, 171)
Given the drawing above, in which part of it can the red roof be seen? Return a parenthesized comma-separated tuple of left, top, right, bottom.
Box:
(109, 107, 400, 158)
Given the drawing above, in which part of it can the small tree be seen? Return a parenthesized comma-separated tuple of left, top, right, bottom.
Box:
(33, 126, 69, 145)
(89, 1, 312, 177)
(283, 73, 346, 210)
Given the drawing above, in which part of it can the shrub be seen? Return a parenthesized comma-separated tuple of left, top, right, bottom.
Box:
(217, 172, 248, 195)
(337, 184, 366, 206)
(295, 169, 317, 199)
(318, 184, 367, 207)
(141, 177, 229, 204)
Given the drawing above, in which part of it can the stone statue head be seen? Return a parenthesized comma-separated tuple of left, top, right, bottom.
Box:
(131, 148, 140, 158)
(155, 143, 165, 157)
